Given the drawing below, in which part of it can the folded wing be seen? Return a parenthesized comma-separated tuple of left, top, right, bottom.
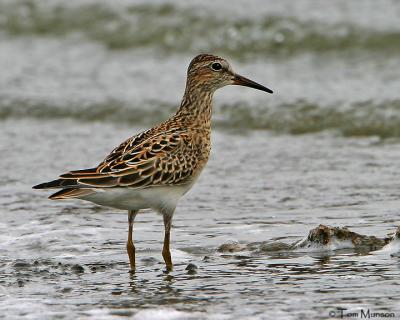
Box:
(33, 128, 197, 197)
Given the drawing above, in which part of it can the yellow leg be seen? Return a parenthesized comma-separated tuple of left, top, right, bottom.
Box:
(126, 210, 137, 272)
(162, 214, 173, 272)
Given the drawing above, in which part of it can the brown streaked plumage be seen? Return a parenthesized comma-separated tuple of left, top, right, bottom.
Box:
(33, 54, 273, 273)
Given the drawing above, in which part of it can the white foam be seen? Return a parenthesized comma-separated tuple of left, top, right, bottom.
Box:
(169, 249, 192, 262)
(131, 308, 231, 320)
(132, 308, 194, 320)
(373, 236, 400, 255)
(84, 308, 121, 320)
(294, 236, 354, 252)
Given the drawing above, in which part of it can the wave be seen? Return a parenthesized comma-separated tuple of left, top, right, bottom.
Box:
(2, 97, 400, 138)
(217, 99, 400, 137)
(1, 1, 399, 58)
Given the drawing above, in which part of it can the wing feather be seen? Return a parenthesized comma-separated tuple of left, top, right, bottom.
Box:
(53, 128, 199, 190)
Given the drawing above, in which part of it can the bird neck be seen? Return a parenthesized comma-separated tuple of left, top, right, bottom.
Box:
(176, 86, 214, 127)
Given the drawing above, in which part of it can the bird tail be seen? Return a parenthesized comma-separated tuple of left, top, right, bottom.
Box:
(33, 168, 100, 200)
(33, 179, 79, 189)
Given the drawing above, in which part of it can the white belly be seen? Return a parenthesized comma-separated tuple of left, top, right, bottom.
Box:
(80, 183, 193, 213)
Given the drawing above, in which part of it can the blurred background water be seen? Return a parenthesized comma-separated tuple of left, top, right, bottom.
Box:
(0, 0, 399, 319)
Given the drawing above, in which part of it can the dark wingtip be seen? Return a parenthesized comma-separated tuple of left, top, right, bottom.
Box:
(48, 188, 95, 200)
(32, 179, 66, 189)
(48, 188, 69, 200)
(33, 182, 48, 189)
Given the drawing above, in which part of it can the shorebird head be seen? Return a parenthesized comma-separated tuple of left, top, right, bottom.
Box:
(187, 54, 273, 94)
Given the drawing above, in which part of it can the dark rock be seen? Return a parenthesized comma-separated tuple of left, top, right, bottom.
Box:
(13, 261, 30, 269)
(185, 263, 198, 271)
(111, 290, 123, 295)
(71, 264, 84, 274)
(185, 263, 198, 275)
(237, 260, 248, 266)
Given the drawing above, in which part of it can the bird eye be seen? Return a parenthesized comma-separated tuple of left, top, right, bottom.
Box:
(211, 62, 222, 71)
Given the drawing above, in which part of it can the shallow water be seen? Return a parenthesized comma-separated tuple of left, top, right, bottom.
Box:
(1, 0, 400, 319)
(1, 119, 400, 319)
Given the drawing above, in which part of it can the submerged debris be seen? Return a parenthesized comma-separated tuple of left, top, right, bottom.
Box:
(257, 242, 293, 253)
(217, 225, 398, 255)
(141, 257, 158, 266)
(12, 261, 31, 269)
(294, 224, 390, 252)
(217, 240, 246, 253)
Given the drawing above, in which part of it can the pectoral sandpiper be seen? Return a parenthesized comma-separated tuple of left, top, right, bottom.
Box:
(33, 54, 273, 273)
